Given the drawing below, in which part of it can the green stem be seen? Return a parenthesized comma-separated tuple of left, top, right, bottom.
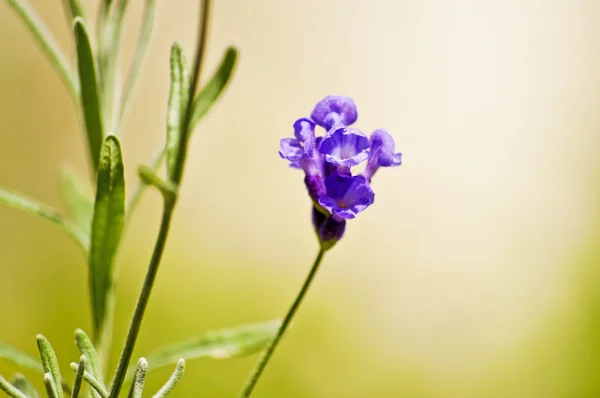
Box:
(107, 203, 175, 398)
(237, 249, 326, 398)
(108, 2, 211, 395)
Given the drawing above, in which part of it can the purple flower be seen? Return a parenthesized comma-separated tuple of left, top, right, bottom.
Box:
(310, 96, 358, 130)
(318, 171, 375, 221)
(279, 96, 401, 249)
(318, 127, 370, 168)
(363, 129, 402, 181)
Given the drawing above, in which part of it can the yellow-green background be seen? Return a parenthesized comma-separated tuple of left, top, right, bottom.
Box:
(2, 1, 600, 397)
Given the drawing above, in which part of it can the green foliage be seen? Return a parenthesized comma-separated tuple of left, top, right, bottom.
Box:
(73, 17, 105, 172)
(36, 336, 63, 398)
(58, 168, 93, 236)
(0, 188, 88, 251)
(89, 135, 125, 339)
(165, 43, 191, 183)
(0, 1, 288, 398)
(189, 47, 238, 133)
(10, 375, 38, 398)
(152, 359, 185, 398)
(128, 320, 281, 380)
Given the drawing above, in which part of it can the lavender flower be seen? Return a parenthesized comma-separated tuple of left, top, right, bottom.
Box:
(280, 95, 402, 249)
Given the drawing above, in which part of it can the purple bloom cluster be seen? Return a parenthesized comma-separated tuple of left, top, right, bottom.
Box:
(280, 96, 402, 249)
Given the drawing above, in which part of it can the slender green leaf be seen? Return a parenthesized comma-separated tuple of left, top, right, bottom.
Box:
(118, 0, 156, 130)
(127, 47, 238, 216)
(5, 0, 79, 100)
(63, 0, 86, 21)
(0, 187, 88, 251)
(74, 329, 103, 397)
(189, 47, 238, 132)
(69, 363, 107, 398)
(44, 373, 59, 398)
(36, 335, 63, 398)
(125, 320, 280, 381)
(70, 356, 86, 398)
(11, 373, 39, 398)
(89, 135, 125, 339)
(0, 340, 43, 372)
(126, 359, 147, 398)
(58, 168, 93, 235)
(0, 376, 28, 398)
(151, 359, 184, 398)
(165, 43, 190, 182)
(74, 17, 104, 172)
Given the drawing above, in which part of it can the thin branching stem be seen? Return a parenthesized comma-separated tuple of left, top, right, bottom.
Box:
(108, 2, 212, 396)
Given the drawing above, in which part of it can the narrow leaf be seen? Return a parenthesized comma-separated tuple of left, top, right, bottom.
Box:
(58, 168, 93, 235)
(165, 43, 190, 182)
(44, 373, 59, 398)
(69, 363, 107, 398)
(63, 0, 86, 21)
(73, 17, 104, 172)
(36, 335, 63, 398)
(125, 320, 281, 381)
(0, 187, 88, 251)
(70, 356, 86, 398)
(89, 135, 125, 339)
(74, 330, 103, 385)
(0, 376, 28, 398)
(5, 0, 79, 100)
(126, 358, 147, 398)
(11, 373, 39, 398)
(189, 47, 238, 132)
(118, 0, 156, 129)
(152, 359, 184, 398)
(0, 340, 43, 372)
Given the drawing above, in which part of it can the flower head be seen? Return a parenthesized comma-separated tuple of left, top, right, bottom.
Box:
(279, 96, 401, 249)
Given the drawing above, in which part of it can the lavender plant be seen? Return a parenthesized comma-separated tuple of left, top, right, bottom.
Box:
(0, 1, 401, 397)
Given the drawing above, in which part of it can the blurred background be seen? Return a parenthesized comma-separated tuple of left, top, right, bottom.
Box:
(1, 0, 600, 396)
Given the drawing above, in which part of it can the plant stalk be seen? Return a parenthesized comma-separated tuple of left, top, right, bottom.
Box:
(237, 249, 326, 398)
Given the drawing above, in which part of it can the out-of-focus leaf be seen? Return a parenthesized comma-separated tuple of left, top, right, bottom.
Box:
(64, 0, 86, 21)
(5, 0, 79, 99)
(11, 373, 39, 398)
(0, 187, 88, 251)
(74, 17, 104, 172)
(189, 47, 238, 133)
(89, 135, 125, 338)
(125, 319, 280, 381)
(0, 341, 42, 372)
(165, 43, 190, 182)
(118, 0, 156, 130)
(58, 168, 93, 235)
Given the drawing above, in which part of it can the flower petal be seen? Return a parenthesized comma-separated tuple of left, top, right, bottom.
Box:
(311, 96, 358, 129)
(318, 172, 375, 219)
(319, 128, 370, 167)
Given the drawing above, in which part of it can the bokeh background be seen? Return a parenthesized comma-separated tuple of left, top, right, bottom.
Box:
(2, 0, 600, 397)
